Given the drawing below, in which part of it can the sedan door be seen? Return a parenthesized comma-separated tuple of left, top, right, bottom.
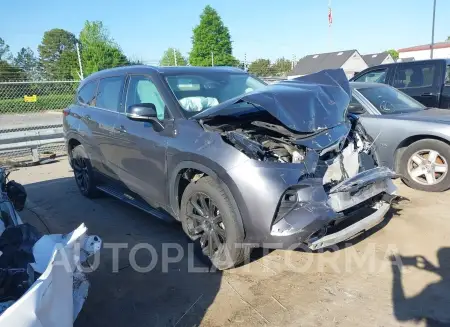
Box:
(391, 62, 440, 107)
(113, 75, 172, 208)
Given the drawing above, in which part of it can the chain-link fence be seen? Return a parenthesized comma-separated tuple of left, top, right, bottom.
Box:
(0, 80, 79, 164)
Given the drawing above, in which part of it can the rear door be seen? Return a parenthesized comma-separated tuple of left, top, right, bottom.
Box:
(391, 62, 440, 107)
(113, 74, 172, 208)
(87, 75, 125, 178)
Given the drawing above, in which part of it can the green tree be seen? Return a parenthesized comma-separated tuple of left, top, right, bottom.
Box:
(248, 59, 273, 77)
(78, 20, 129, 77)
(0, 60, 24, 81)
(387, 49, 399, 60)
(38, 29, 79, 80)
(0, 38, 12, 61)
(160, 48, 187, 66)
(189, 5, 238, 66)
(14, 47, 42, 80)
(272, 57, 292, 76)
(447, 36, 450, 41)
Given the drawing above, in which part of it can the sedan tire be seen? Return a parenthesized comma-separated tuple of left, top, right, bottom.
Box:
(71, 145, 99, 198)
(400, 139, 450, 192)
(180, 176, 249, 270)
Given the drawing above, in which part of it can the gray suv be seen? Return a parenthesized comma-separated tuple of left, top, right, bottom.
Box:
(63, 66, 398, 269)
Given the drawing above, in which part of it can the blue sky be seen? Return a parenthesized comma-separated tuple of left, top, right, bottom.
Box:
(1, 0, 449, 63)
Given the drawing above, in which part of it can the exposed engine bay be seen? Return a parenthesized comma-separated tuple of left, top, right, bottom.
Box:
(202, 113, 378, 188)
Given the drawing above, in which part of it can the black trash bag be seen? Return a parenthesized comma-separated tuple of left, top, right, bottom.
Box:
(6, 181, 27, 212)
(0, 268, 33, 302)
(0, 224, 41, 269)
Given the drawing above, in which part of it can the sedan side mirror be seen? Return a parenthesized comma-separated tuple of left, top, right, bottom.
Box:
(348, 104, 366, 115)
(127, 103, 164, 132)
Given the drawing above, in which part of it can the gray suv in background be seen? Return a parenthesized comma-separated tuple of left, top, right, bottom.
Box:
(63, 66, 398, 269)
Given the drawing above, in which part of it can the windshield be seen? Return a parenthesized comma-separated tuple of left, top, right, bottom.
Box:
(357, 86, 425, 114)
(165, 72, 266, 117)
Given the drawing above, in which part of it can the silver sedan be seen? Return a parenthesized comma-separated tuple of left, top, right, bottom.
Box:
(350, 82, 450, 192)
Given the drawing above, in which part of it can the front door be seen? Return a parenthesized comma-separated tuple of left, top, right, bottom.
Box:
(391, 62, 440, 107)
(114, 75, 172, 208)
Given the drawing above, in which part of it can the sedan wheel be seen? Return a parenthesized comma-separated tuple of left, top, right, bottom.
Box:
(407, 149, 448, 186)
(400, 139, 450, 192)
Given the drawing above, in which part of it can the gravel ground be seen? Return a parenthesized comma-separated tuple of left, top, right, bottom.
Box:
(11, 158, 450, 327)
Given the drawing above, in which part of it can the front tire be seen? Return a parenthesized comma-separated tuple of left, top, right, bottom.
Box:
(180, 176, 249, 270)
(71, 145, 99, 198)
(400, 139, 450, 192)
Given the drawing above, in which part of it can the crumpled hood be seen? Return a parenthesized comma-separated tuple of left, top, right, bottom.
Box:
(192, 69, 352, 133)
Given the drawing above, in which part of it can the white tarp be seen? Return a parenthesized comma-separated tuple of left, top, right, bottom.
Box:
(0, 224, 101, 327)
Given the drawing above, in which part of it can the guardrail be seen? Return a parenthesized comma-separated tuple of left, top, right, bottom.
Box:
(0, 124, 65, 163)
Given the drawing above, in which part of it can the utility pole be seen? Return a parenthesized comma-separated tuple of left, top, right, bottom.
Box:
(430, 0, 437, 59)
(244, 53, 247, 71)
(173, 48, 177, 66)
(75, 42, 84, 79)
(211, 51, 214, 66)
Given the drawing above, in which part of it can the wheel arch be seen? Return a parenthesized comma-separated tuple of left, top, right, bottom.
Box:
(169, 161, 247, 237)
(394, 134, 450, 172)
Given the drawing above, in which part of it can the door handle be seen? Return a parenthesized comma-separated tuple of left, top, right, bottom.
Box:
(421, 93, 434, 96)
(115, 125, 126, 133)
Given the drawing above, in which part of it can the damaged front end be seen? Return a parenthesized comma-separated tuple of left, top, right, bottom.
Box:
(193, 69, 398, 249)
(0, 168, 102, 326)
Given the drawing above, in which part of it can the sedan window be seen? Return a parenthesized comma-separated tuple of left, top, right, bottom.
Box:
(357, 86, 425, 114)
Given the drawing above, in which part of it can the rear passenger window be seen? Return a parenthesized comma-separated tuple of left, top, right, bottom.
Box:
(77, 81, 97, 105)
(95, 76, 125, 111)
(393, 64, 435, 88)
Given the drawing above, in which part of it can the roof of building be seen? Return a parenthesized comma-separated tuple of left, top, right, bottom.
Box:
(362, 52, 391, 67)
(398, 42, 450, 52)
(288, 49, 357, 76)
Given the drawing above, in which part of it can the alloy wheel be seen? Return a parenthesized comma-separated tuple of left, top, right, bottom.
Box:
(186, 192, 226, 257)
(72, 155, 90, 192)
(407, 149, 448, 186)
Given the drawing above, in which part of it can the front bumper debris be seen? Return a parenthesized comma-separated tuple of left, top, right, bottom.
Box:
(270, 167, 397, 249)
(307, 201, 390, 250)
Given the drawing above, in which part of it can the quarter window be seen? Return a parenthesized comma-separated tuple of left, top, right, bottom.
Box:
(77, 81, 97, 105)
(95, 76, 125, 111)
(393, 64, 435, 88)
(125, 76, 167, 120)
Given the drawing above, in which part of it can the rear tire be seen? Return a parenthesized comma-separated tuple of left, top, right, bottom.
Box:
(400, 139, 450, 192)
(71, 145, 99, 198)
(180, 176, 250, 270)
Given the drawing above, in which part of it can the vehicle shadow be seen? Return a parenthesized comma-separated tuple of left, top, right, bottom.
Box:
(21, 177, 222, 327)
(390, 248, 450, 327)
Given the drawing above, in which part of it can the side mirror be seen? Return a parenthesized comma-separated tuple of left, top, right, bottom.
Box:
(127, 103, 164, 131)
(348, 104, 366, 115)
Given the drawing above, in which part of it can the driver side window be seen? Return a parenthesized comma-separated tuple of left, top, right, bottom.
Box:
(125, 76, 167, 120)
(354, 68, 387, 83)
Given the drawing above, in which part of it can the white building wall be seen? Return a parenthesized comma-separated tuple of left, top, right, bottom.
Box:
(381, 54, 395, 65)
(341, 51, 369, 78)
(399, 47, 450, 60)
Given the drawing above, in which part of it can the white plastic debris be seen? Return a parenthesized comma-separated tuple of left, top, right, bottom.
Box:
(0, 223, 102, 327)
